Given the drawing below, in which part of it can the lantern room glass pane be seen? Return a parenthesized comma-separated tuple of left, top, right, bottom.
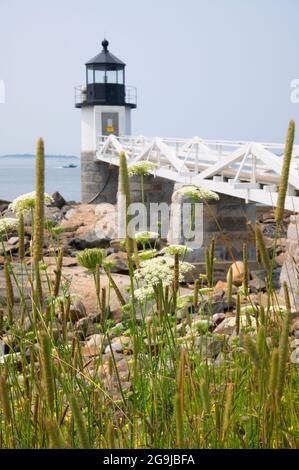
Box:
(87, 68, 94, 84)
(117, 69, 124, 84)
(106, 70, 117, 83)
(95, 69, 105, 83)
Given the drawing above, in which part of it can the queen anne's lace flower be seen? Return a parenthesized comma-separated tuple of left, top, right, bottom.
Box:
(128, 161, 157, 176)
(0, 217, 18, 235)
(161, 244, 193, 256)
(134, 256, 194, 301)
(10, 191, 54, 215)
(174, 185, 219, 201)
(135, 231, 159, 243)
(134, 286, 155, 302)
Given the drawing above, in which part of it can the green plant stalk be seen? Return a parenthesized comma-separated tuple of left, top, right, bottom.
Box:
(140, 173, 146, 230)
(193, 279, 199, 309)
(103, 266, 126, 306)
(174, 393, 184, 448)
(259, 305, 266, 327)
(257, 325, 267, 403)
(0, 309, 3, 336)
(33, 138, 45, 306)
(53, 249, 63, 297)
(283, 280, 291, 312)
(200, 379, 210, 414)
(276, 291, 291, 401)
(0, 375, 12, 424)
(45, 418, 66, 448)
(244, 334, 260, 369)
(4, 261, 14, 324)
(119, 151, 139, 266)
(39, 331, 55, 416)
(221, 383, 234, 443)
(243, 243, 249, 295)
(255, 225, 272, 273)
(174, 252, 179, 294)
(18, 212, 25, 261)
(205, 246, 210, 286)
(236, 293, 241, 335)
(269, 348, 279, 400)
(209, 238, 215, 287)
(95, 263, 101, 312)
(107, 422, 115, 448)
(227, 266, 232, 306)
(100, 286, 107, 327)
(70, 394, 90, 449)
(275, 120, 295, 225)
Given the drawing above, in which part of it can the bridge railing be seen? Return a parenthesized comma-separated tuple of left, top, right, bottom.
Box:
(97, 134, 299, 167)
(97, 134, 299, 154)
(96, 134, 299, 210)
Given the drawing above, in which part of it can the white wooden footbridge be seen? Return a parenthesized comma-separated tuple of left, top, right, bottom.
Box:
(96, 134, 299, 211)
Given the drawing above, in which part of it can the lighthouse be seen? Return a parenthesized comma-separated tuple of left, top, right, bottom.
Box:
(75, 39, 137, 203)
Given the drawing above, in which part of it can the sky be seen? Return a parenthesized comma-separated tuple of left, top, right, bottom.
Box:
(0, 0, 298, 156)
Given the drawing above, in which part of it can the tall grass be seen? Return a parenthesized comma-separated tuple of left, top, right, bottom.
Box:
(0, 133, 298, 449)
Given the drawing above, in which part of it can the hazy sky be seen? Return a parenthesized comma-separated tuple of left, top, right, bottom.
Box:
(0, 0, 298, 156)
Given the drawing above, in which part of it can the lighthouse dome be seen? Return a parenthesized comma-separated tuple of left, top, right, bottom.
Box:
(86, 39, 125, 66)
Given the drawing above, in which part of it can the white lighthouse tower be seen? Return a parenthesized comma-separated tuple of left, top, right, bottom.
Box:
(75, 39, 137, 203)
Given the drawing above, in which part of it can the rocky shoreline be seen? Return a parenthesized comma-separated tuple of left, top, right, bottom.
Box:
(1, 191, 298, 399)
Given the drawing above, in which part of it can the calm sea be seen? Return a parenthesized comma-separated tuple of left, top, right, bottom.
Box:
(0, 156, 81, 202)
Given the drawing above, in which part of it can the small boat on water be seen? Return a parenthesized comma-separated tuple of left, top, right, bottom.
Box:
(62, 163, 78, 168)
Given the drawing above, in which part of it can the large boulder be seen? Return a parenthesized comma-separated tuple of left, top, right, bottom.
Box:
(69, 229, 111, 249)
(226, 261, 245, 286)
(105, 252, 129, 273)
(60, 203, 118, 250)
(0, 200, 10, 215)
(51, 191, 66, 210)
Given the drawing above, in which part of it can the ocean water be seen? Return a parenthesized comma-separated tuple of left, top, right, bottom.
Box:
(0, 156, 81, 202)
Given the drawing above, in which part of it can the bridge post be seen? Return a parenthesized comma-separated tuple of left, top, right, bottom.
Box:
(280, 214, 299, 307)
(81, 152, 119, 204)
(168, 183, 257, 263)
(116, 172, 175, 234)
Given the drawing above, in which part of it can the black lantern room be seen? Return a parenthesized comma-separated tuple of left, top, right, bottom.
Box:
(75, 39, 136, 108)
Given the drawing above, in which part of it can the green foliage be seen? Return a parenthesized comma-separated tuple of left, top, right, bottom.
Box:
(275, 120, 295, 225)
(39, 331, 55, 416)
(18, 212, 25, 261)
(255, 225, 272, 272)
(4, 261, 14, 324)
(0, 126, 298, 450)
(205, 238, 215, 287)
(77, 248, 106, 272)
(70, 394, 90, 449)
(33, 138, 45, 263)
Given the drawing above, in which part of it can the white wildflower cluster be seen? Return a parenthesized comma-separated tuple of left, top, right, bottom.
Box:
(134, 256, 194, 301)
(134, 285, 155, 302)
(0, 217, 18, 235)
(135, 231, 159, 243)
(161, 244, 193, 256)
(174, 185, 219, 201)
(10, 191, 54, 215)
(128, 161, 157, 176)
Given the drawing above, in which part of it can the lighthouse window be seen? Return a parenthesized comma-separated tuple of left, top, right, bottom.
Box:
(87, 68, 94, 84)
(106, 70, 117, 84)
(117, 70, 124, 84)
(95, 69, 105, 83)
